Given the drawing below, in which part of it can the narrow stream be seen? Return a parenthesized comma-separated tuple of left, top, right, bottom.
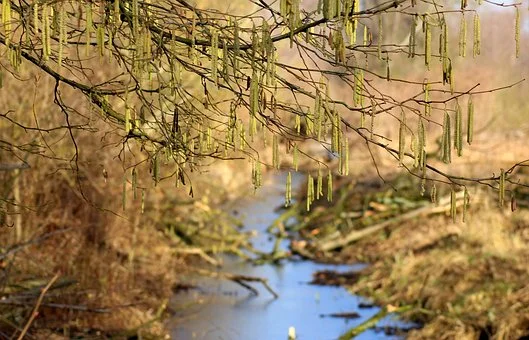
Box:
(170, 173, 412, 340)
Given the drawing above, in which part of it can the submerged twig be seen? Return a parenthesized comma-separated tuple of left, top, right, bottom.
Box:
(191, 268, 278, 298)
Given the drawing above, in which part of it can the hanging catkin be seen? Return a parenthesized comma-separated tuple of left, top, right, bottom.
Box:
(211, 29, 219, 85)
(399, 111, 406, 165)
(327, 170, 333, 202)
(463, 187, 470, 222)
(455, 100, 463, 156)
(424, 80, 431, 116)
(249, 73, 259, 137)
(424, 18, 431, 69)
(441, 110, 452, 164)
(2, 0, 11, 45)
(33, 2, 38, 31)
(467, 95, 474, 145)
(499, 168, 505, 207)
(459, 13, 467, 57)
(285, 172, 292, 207)
(430, 183, 437, 204)
(409, 15, 416, 57)
(450, 187, 457, 223)
(132, 167, 138, 199)
(377, 14, 382, 59)
(417, 117, 425, 169)
(473, 13, 481, 57)
(316, 167, 323, 199)
(272, 134, 280, 169)
(307, 174, 314, 211)
(441, 19, 450, 85)
(515, 6, 520, 58)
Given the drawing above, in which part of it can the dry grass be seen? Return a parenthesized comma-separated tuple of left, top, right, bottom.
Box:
(336, 183, 529, 339)
(0, 115, 253, 338)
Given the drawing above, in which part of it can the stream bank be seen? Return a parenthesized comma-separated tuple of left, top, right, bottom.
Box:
(170, 173, 416, 339)
(284, 170, 529, 339)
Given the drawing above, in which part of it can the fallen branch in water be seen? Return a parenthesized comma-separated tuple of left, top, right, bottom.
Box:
(339, 305, 413, 339)
(316, 192, 466, 252)
(172, 247, 221, 267)
(191, 268, 279, 298)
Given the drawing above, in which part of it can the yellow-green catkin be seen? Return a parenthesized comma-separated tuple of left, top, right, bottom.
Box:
(467, 95, 474, 145)
(2, 0, 11, 46)
(450, 187, 457, 223)
(417, 117, 425, 169)
(152, 154, 159, 186)
(41, 3, 50, 60)
(113, 0, 121, 25)
(307, 174, 315, 211)
(33, 2, 39, 32)
(211, 29, 219, 85)
(409, 15, 416, 57)
(132, 167, 138, 199)
(499, 168, 505, 207)
(455, 100, 463, 157)
(125, 107, 131, 133)
(141, 189, 145, 214)
(515, 6, 520, 58)
(424, 80, 431, 116)
(272, 134, 280, 169)
(424, 19, 431, 69)
(327, 170, 333, 202)
(441, 110, 452, 164)
(377, 14, 382, 59)
(459, 13, 467, 57)
(249, 74, 259, 138)
(285, 171, 292, 207)
(354, 68, 363, 107)
(252, 159, 262, 190)
(441, 19, 450, 85)
(430, 183, 437, 204)
(398, 111, 406, 165)
(340, 137, 349, 176)
(295, 114, 301, 134)
(97, 24, 105, 57)
(473, 13, 481, 57)
(316, 167, 323, 199)
(463, 187, 470, 222)
(331, 110, 340, 153)
(323, 0, 336, 20)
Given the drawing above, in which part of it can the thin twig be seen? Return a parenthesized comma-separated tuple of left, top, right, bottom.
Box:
(16, 272, 60, 340)
(191, 268, 279, 298)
